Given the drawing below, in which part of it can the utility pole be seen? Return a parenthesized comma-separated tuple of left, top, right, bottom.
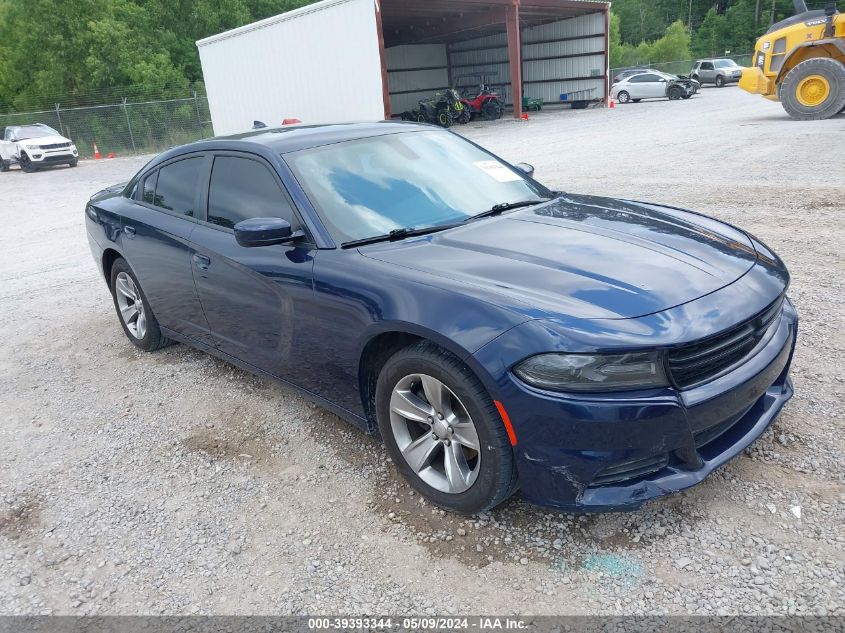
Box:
(688, 0, 694, 32)
(755, 0, 761, 28)
(770, 0, 777, 27)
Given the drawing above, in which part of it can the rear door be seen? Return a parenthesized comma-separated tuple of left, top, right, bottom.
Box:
(189, 152, 316, 377)
(119, 154, 212, 343)
(699, 61, 715, 82)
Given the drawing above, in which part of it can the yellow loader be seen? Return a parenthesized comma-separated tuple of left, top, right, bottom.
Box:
(740, 1, 845, 120)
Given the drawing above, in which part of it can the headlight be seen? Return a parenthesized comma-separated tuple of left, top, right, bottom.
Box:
(513, 352, 668, 393)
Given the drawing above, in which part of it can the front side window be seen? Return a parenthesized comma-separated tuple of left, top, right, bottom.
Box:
(285, 130, 550, 244)
(152, 157, 203, 216)
(701, 62, 714, 71)
(207, 156, 296, 230)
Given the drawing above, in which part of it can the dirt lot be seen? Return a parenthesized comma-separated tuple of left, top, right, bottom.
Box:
(1, 87, 843, 617)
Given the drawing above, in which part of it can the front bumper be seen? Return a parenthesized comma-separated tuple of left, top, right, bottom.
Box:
(30, 151, 77, 164)
(489, 299, 797, 512)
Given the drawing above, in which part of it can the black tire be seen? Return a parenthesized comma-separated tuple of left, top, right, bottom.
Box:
(780, 58, 845, 121)
(69, 159, 78, 167)
(481, 99, 503, 120)
(715, 75, 725, 88)
(375, 341, 518, 515)
(19, 152, 36, 173)
(109, 258, 171, 352)
(0, 159, 9, 172)
(668, 86, 683, 100)
(616, 91, 631, 104)
(437, 111, 452, 128)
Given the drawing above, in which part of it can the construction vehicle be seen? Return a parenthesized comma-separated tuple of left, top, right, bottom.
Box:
(739, 0, 845, 120)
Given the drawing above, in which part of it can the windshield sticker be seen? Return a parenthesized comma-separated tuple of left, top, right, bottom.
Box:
(474, 160, 522, 183)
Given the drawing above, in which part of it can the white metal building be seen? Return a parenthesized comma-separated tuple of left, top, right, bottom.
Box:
(197, 0, 610, 135)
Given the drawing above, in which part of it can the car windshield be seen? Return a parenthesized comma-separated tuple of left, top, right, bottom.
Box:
(714, 59, 739, 68)
(285, 130, 551, 244)
(12, 125, 60, 140)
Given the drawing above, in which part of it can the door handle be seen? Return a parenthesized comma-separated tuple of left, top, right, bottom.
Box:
(123, 225, 136, 238)
(192, 253, 211, 270)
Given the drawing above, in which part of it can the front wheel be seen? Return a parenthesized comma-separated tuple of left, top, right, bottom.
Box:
(0, 159, 9, 172)
(715, 75, 725, 88)
(616, 91, 631, 104)
(69, 159, 78, 167)
(481, 100, 503, 120)
(668, 86, 683, 100)
(19, 152, 36, 173)
(376, 341, 518, 515)
(110, 258, 171, 351)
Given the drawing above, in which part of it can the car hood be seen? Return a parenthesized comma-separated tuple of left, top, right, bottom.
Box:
(17, 134, 72, 146)
(360, 194, 758, 320)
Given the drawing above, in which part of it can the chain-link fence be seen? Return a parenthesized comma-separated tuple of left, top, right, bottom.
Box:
(0, 92, 213, 159)
(611, 53, 753, 82)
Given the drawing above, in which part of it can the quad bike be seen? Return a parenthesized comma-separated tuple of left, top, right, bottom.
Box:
(456, 72, 505, 121)
(402, 89, 464, 127)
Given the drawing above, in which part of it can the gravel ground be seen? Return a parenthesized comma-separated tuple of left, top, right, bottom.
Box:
(1, 86, 843, 617)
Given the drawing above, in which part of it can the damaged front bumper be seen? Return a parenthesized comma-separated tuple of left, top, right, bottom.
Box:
(495, 299, 797, 512)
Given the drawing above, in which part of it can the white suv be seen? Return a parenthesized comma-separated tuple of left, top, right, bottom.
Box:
(0, 123, 79, 172)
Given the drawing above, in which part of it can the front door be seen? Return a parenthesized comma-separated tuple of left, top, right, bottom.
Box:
(189, 152, 316, 377)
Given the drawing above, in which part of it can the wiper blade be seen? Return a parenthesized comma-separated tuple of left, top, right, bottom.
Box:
(468, 198, 552, 221)
(341, 223, 460, 248)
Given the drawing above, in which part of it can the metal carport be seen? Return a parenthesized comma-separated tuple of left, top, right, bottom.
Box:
(377, 0, 610, 119)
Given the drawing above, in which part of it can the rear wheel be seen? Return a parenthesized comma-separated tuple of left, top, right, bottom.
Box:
(110, 258, 171, 351)
(780, 58, 845, 121)
(376, 341, 517, 515)
(715, 75, 725, 88)
(0, 159, 9, 172)
(616, 91, 631, 104)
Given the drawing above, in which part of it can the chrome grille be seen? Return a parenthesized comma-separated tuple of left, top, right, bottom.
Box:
(668, 297, 784, 390)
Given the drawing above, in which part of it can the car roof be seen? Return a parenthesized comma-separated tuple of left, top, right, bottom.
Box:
(186, 121, 438, 155)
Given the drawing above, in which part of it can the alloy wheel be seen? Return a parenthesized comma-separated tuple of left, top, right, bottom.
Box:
(114, 272, 147, 339)
(389, 373, 481, 494)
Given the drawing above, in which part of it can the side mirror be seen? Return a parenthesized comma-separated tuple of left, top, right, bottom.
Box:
(234, 217, 300, 247)
(514, 162, 535, 178)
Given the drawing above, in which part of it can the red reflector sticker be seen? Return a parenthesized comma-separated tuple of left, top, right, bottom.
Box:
(494, 400, 518, 446)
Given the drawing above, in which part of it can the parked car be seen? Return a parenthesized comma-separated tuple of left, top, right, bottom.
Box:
(692, 58, 744, 87)
(611, 68, 650, 85)
(85, 122, 796, 515)
(0, 123, 78, 172)
(611, 71, 697, 103)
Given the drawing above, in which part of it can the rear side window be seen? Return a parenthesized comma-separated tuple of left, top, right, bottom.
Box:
(701, 62, 714, 70)
(206, 156, 296, 230)
(142, 171, 158, 205)
(151, 157, 203, 216)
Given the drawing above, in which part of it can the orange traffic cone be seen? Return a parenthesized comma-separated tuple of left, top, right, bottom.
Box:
(609, 98, 615, 109)
(93, 143, 102, 159)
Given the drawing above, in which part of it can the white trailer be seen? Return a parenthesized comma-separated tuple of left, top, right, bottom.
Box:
(197, 0, 386, 135)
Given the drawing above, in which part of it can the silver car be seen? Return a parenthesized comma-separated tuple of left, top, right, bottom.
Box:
(610, 71, 693, 104)
(691, 59, 743, 87)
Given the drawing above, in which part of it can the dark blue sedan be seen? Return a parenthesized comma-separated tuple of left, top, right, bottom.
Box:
(85, 122, 796, 515)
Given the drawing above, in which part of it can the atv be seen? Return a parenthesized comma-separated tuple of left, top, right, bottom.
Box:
(402, 89, 464, 128)
(456, 72, 504, 121)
